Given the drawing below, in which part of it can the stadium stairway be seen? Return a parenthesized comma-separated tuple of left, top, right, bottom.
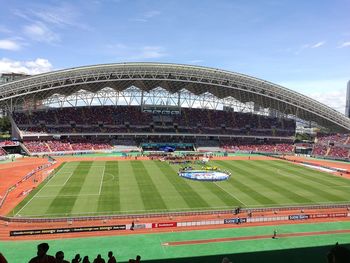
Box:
(45, 142, 53, 152)
(326, 147, 331, 156)
(345, 136, 350, 145)
(19, 143, 31, 156)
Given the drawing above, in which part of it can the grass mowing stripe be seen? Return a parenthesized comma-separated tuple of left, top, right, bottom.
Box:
(118, 161, 145, 212)
(260, 161, 350, 202)
(230, 161, 304, 204)
(70, 163, 106, 214)
(215, 160, 278, 206)
(155, 162, 210, 209)
(243, 161, 314, 203)
(268, 161, 350, 195)
(130, 161, 168, 211)
(269, 160, 350, 187)
(97, 161, 120, 212)
(142, 161, 190, 210)
(45, 162, 93, 215)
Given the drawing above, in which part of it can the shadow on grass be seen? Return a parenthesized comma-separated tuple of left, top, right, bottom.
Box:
(137, 243, 350, 263)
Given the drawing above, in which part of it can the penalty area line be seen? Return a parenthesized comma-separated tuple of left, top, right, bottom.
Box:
(14, 166, 64, 217)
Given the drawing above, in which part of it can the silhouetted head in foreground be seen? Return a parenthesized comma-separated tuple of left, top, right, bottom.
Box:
(37, 243, 49, 257)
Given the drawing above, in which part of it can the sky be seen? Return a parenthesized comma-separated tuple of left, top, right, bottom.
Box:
(0, 0, 349, 113)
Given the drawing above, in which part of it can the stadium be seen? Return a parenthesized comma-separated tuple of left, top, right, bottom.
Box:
(1, 63, 350, 262)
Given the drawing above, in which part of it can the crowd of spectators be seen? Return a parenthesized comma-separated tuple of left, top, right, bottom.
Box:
(12, 106, 296, 137)
(312, 145, 328, 156)
(221, 142, 294, 153)
(24, 138, 113, 153)
(0, 140, 18, 147)
(24, 141, 51, 153)
(311, 133, 350, 160)
(316, 133, 349, 145)
(328, 146, 349, 159)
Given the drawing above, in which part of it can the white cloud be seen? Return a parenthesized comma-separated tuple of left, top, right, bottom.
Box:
(188, 59, 204, 64)
(106, 44, 167, 60)
(29, 3, 90, 30)
(0, 39, 21, 51)
(279, 79, 348, 113)
(131, 10, 161, 22)
(306, 89, 346, 113)
(144, 10, 161, 18)
(0, 58, 53, 75)
(338, 41, 350, 48)
(23, 22, 60, 43)
(0, 25, 11, 34)
(310, 41, 325, 48)
(295, 41, 326, 54)
(140, 46, 166, 59)
(14, 3, 88, 29)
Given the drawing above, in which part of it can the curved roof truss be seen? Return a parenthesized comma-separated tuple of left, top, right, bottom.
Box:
(0, 62, 349, 132)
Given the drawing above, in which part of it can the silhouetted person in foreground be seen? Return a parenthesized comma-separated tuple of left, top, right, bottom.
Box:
(55, 251, 69, 263)
(107, 252, 117, 263)
(93, 254, 105, 263)
(327, 243, 350, 263)
(72, 254, 81, 263)
(82, 256, 90, 263)
(128, 255, 141, 263)
(28, 243, 55, 263)
(0, 253, 8, 263)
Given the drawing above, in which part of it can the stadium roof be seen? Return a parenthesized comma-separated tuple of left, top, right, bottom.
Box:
(0, 62, 349, 132)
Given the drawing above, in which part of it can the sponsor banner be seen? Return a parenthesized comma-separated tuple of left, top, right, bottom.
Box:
(134, 224, 146, 230)
(224, 218, 247, 224)
(309, 214, 329, 219)
(309, 213, 347, 219)
(288, 214, 310, 220)
(330, 213, 348, 218)
(10, 225, 126, 236)
(152, 222, 177, 228)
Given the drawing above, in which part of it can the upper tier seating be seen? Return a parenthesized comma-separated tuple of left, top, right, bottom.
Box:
(12, 106, 296, 137)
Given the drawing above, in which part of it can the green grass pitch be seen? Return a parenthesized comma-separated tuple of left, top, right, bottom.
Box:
(10, 159, 350, 217)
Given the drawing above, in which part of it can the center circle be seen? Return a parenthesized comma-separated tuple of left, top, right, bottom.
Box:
(178, 168, 231, 181)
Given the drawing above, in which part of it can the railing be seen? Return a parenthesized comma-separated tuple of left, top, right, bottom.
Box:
(1, 203, 349, 223)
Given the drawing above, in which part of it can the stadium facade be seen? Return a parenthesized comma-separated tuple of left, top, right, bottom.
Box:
(346, 80, 350, 118)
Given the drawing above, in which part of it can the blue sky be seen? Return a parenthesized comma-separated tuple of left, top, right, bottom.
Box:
(0, 0, 349, 112)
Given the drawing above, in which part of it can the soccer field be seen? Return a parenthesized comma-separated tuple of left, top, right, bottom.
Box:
(11, 160, 350, 217)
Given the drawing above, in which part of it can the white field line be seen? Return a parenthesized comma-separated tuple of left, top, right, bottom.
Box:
(15, 164, 67, 216)
(62, 172, 74, 186)
(45, 172, 73, 187)
(102, 173, 115, 182)
(214, 182, 247, 206)
(98, 166, 105, 195)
